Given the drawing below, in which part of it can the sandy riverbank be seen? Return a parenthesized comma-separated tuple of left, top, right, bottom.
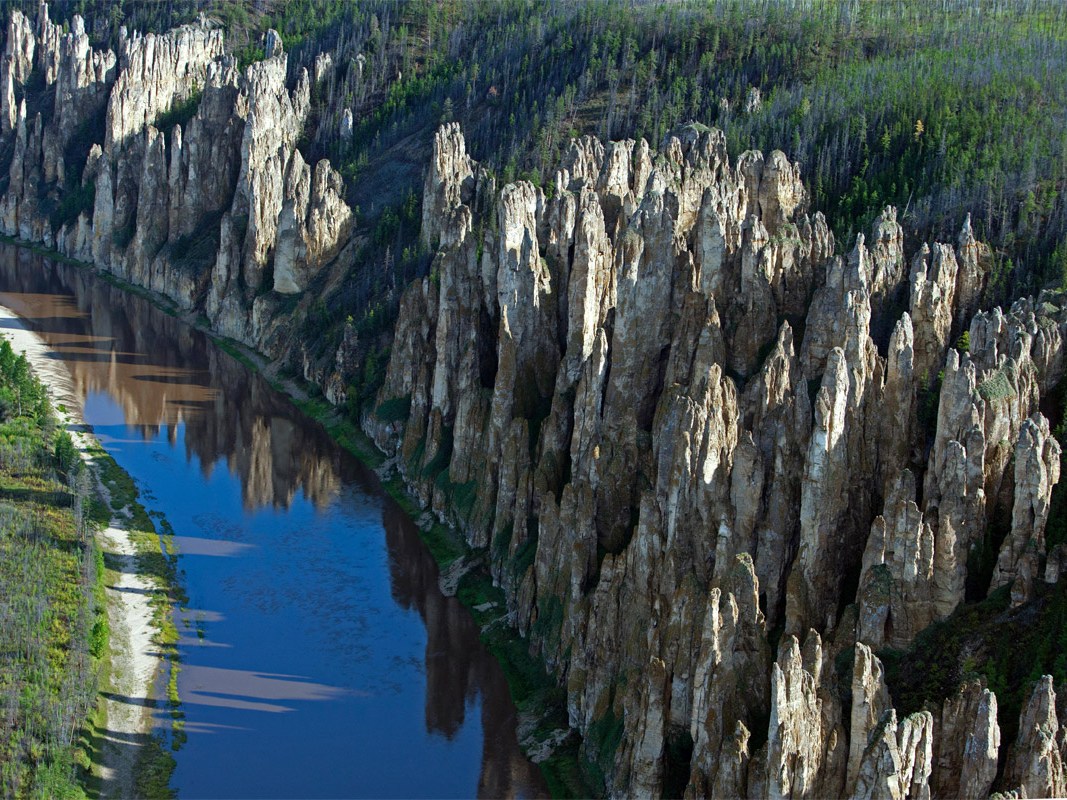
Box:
(0, 304, 163, 798)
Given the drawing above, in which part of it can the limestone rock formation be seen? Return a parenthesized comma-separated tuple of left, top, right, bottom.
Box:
(367, 121, 1067, 798)
(847, 644, 892, 793)
(933, 680, 1000, 799)
(992, 414, 1061, 600)
(856, 471, 938, 649)
(849, 709, 933, 800)
(104, 17, 224, 150)
(1000, 676, 1067, 798)
(274, 152, 353, 294)
(0, 3, 352, 356)
(5, 2, 1067, 788)
(764, 632, 846, 799)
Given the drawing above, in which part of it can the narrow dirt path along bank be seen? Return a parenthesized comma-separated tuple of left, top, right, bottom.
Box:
(0, 304, 165, 798)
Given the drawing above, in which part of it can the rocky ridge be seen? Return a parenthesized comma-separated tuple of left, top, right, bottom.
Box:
(367, 122, 1067, 798)
(0, 3, 352, 355)
(3, 3, 1067, 796)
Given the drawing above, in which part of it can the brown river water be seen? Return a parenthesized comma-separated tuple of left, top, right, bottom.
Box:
(0, 244, 548, 798)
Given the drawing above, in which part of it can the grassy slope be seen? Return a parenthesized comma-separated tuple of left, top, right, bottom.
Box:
(0, 310, 184, 798)
(0, 342, 100, 798)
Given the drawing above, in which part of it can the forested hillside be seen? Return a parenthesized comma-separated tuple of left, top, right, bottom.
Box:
(245, 0, 1067, 390)
(0, 338, 101, 798)
(2, 0, 1064, 408)
(2, 2, 1067, 795)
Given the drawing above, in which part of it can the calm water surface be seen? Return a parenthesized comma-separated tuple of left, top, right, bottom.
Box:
(0, 245, 547, 799)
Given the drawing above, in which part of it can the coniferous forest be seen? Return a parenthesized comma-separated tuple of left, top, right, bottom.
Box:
(1, 0, 1063, 389)
(1, 1, 1067, 797)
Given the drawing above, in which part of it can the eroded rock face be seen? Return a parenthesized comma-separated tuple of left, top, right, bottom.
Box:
(934, 680, 1000, 799)
(856, 471, 938, 650)
(1, 9, 34, 133)
(422, 121, 474, 249)
(850, 709, 933, 800)
(1001, 676, 1067, 798)
(764, 632, 846, 800)
(7, 3, 1067, 786)
(0, 3, 351, 355)
(847, 644, 892, 793)
(992, 414, 1061, 602)
(686, 555, 770, 797)
(104, 16, 224, 151)
(274, 152, 353, 294)
(371, 122, 1067, 797)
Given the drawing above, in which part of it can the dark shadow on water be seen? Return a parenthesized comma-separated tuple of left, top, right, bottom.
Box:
(0, 316, 92, 332)
(0, 244, 551, 799)
(50, 339, 117, 349)
(130, 373, 211, 386)
(381, 499, 549, 796)
(44, 351, 146, 364)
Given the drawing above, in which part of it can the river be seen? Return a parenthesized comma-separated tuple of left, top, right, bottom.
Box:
(0, 244, 548, 799)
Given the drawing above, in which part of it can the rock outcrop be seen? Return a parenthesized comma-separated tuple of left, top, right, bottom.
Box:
(104, 17, 224, 150)
(0, 7, 352, 356)
(370, 122, 1067, 798)
(1000, 676, 1067, 798)
(5, 3, 1067, 792)
(934, 680, 1000, 799)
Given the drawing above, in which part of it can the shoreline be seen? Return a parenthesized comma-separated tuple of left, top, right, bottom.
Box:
(0, 234, 591, 797)
(0, 303, 172, 798)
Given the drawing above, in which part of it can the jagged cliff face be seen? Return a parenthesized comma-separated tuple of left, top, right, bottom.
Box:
(0, 3, 352, 355)
(3, 4, 1067, 797)
(369, 122, 1067, 798)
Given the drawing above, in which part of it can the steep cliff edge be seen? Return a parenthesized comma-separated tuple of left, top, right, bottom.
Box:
(4, 3, 1067, 797)
(368, 122, 1067, 798)
(0, 4, 351, 356)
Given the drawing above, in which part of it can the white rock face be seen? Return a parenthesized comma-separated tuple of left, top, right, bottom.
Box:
(1, 9, 34, 133)
(274, 153, 352, 294)
(6, 4, 1067, 790)
(1001, 676, 1067, 798)
(935, 680, 1000, 799)
(339, 107, 353, 140)
(992, 413, 1060, 600)
(0, 3, 351, 353)
(263, 28, 282, 59)
(233, 56, 310, 286)
(104, 17, 224, 151)
(372, 122, 1067, 798)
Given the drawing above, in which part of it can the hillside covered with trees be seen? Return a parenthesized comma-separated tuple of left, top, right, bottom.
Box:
(1, 1, 1067, 796)
(2, 0, 1064, 408)
(0, 338, 101, 798)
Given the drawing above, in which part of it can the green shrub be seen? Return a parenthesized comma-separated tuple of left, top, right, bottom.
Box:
(53, 431, 79, 477)
(49, 180, 95, 233)
(152, 89, 203, 137)
(375, 394, 411, 423)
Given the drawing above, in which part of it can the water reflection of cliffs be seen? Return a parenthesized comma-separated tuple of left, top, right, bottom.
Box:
(383, 502, 546, 797)
(0, 245, 342, 511)
(0, 244, 549, 798)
